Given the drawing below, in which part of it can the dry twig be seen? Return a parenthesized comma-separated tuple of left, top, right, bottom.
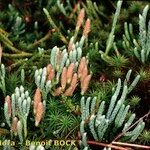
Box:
(112, 141, 150, 149)
(112, 111, 150, 142)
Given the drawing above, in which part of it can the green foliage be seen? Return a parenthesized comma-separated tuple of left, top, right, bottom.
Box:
(127, 95, 141, 109)
(5, 71, 20, 95)
(45, 99, 79, 139)
(123, 5, 150, 64)
(4, 86, 31, 143)
(138, 130, 150, 145)
(80, 71, 144, 149)
(99, 0, 123, 63)
(0, 64, 6, 96)
(0, 0, 150, 150)
(8, 5, 25, 42)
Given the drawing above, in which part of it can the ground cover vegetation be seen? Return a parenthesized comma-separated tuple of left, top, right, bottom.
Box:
(0, 0, 150, 150)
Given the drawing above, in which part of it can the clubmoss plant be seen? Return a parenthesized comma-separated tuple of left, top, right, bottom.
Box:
(123, 5, 150, 64)
(0, 64, 6, 96)
(80, 70, 144, 149)
(138, 130, 150, 145)
(99, 0, 123, 64)
(33, 35, 92, 126)
(0, 1, 150, 150)
(4, 86, 31, 143)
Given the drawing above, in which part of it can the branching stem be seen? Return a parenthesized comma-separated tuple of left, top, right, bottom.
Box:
(3, 53, 32, 58)
(29, 29, 55, 48)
